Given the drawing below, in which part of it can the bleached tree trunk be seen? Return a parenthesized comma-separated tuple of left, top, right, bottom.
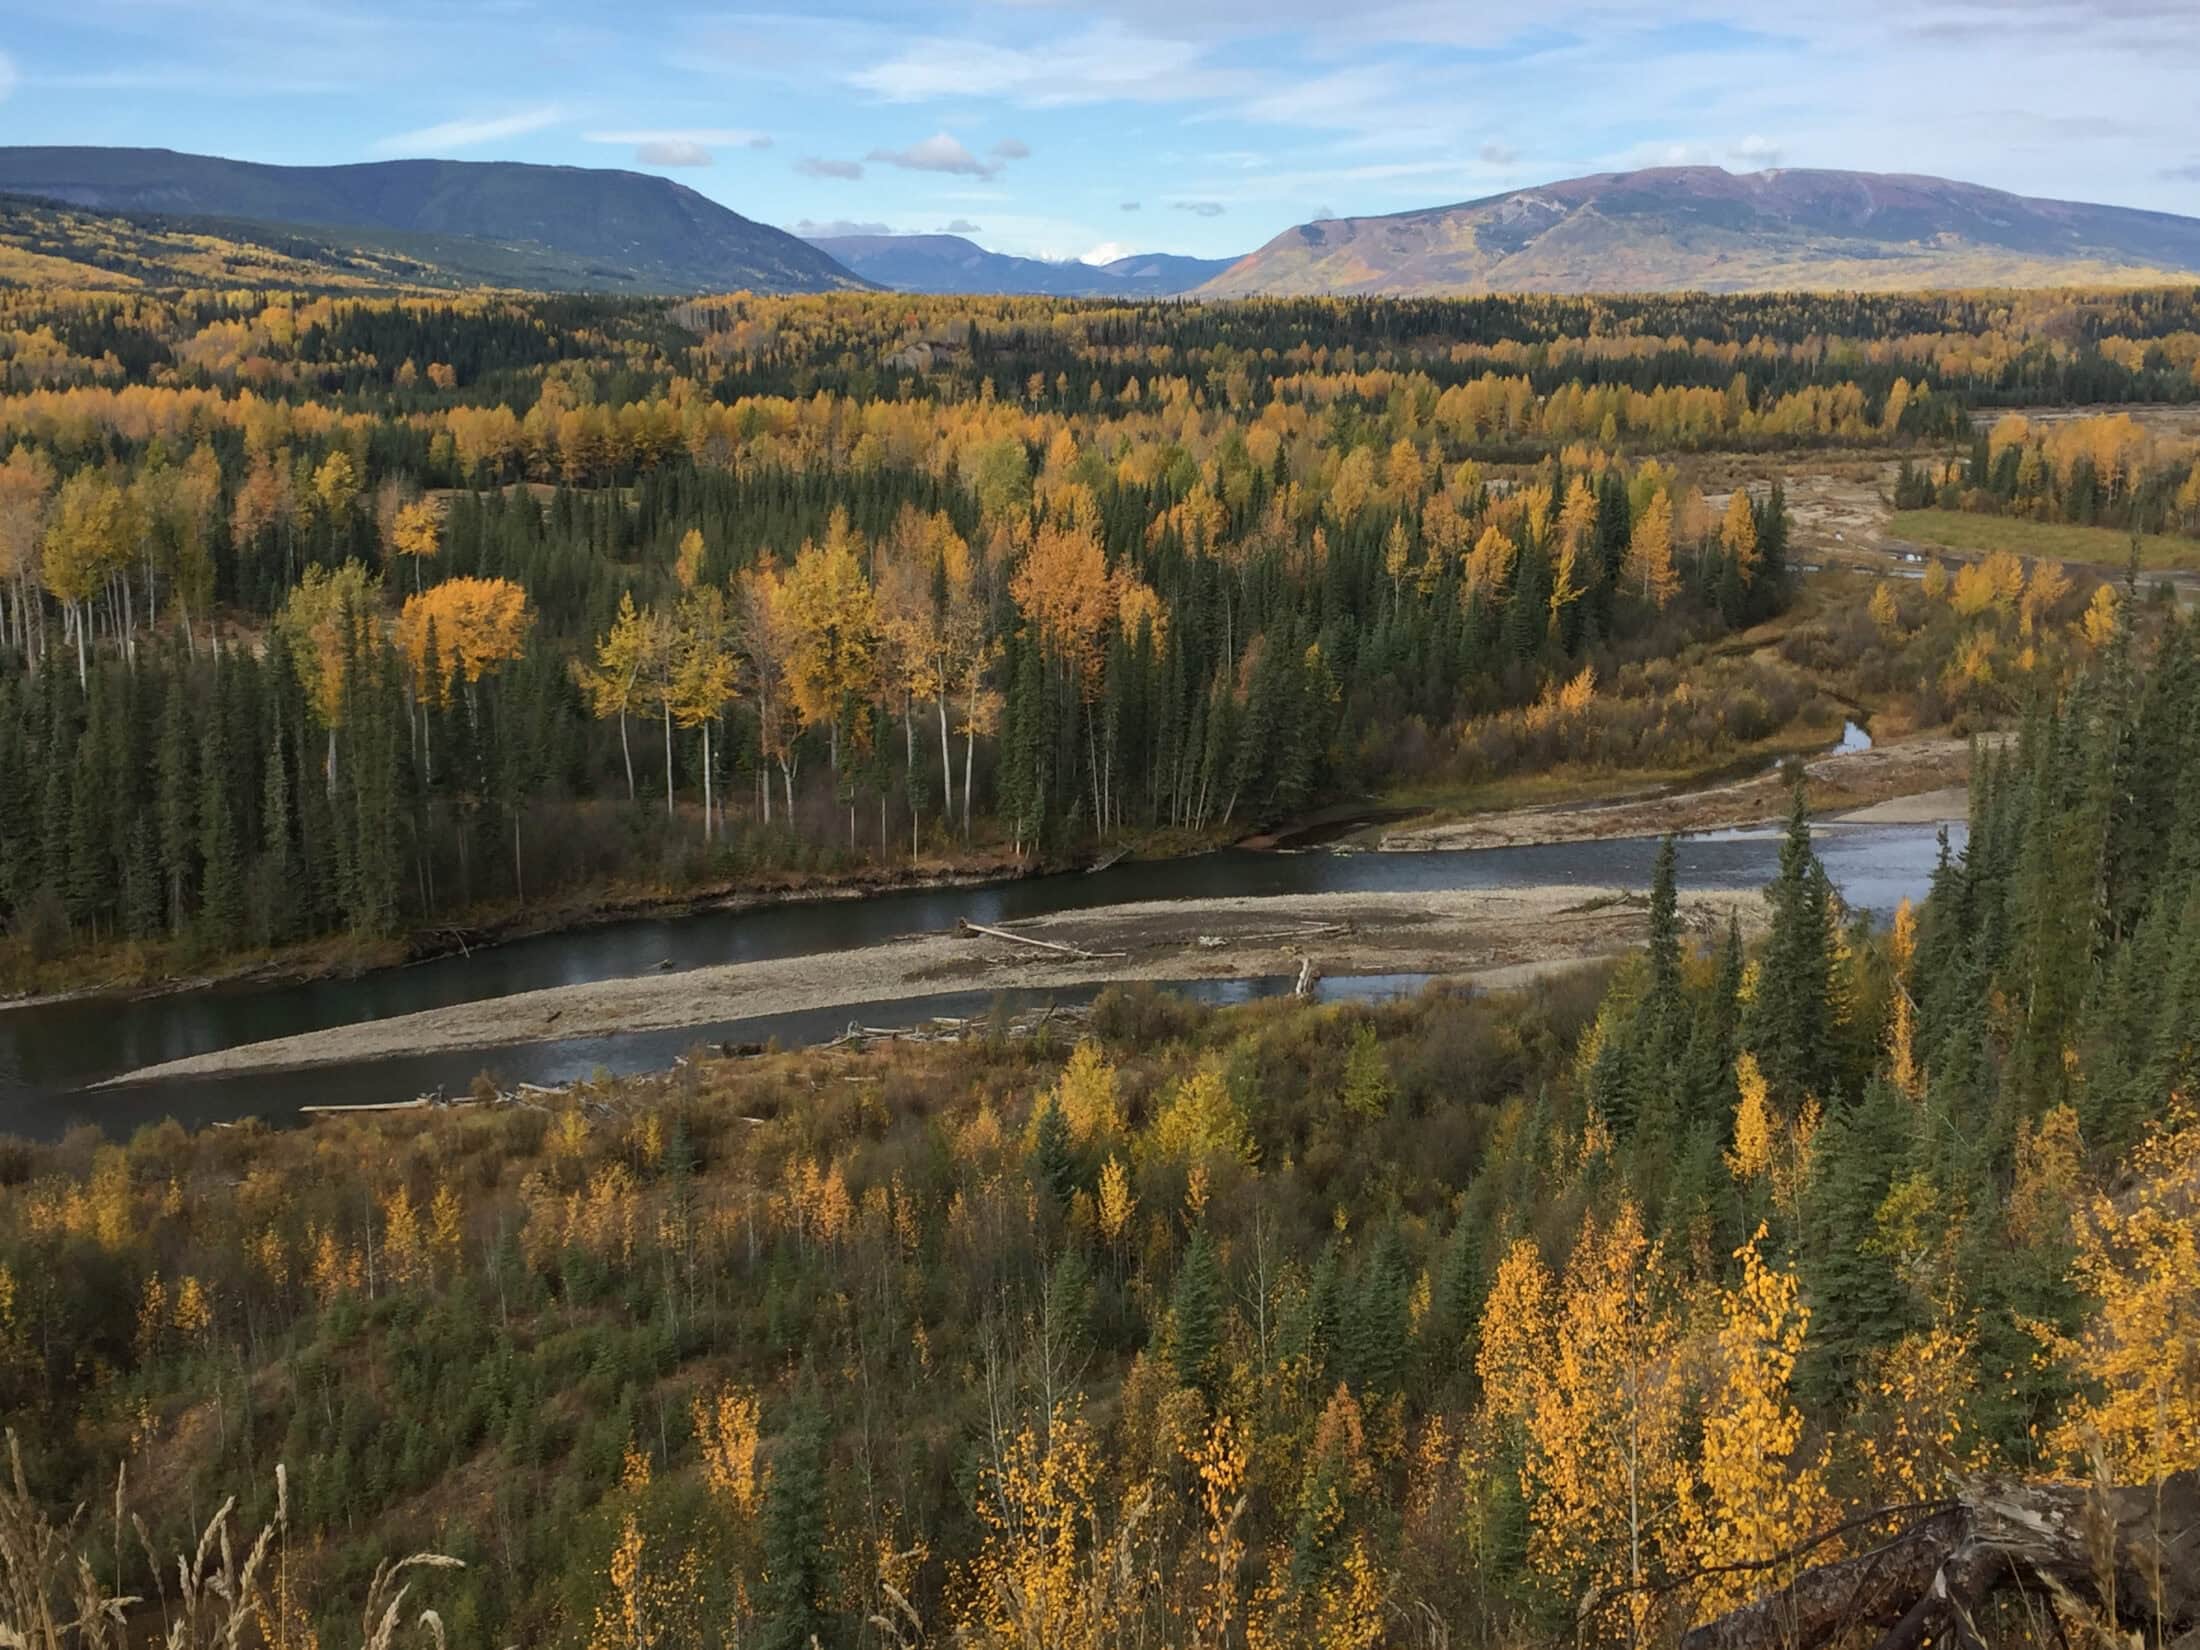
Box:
(938, 696, 956, 833)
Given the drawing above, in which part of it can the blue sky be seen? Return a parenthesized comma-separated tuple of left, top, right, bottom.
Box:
(2, 0, 2197, 264)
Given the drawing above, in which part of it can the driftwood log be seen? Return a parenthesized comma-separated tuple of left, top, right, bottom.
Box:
(1682, 1471, 2198, 1650)
(954, 917, 1126, 961)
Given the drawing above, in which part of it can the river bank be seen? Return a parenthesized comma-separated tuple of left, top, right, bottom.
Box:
(1, 848, 1044, 1013)
(99, 882, 1758, 1086)
(1374, 735, 1974, 853)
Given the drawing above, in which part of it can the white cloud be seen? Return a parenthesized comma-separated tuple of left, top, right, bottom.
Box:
(634, 140, 711, 166)
(793, 218, 893, 238)
(1730, 133, 1784, 167)
(866, 132, 998, 177)
(1082, 239, 1136, 263)
(1173, 200, 1226, 216)
(797, 156, 865, 180)
(372, 105, 562, 155)
(941, 217, 984, 233)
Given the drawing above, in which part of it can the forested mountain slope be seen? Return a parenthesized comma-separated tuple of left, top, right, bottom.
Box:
(0, 147, 868, 295)
(1202, 165, 2200, 294)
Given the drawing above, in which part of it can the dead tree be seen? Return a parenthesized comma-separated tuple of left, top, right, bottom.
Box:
(1682, 1471, 2198, 1650)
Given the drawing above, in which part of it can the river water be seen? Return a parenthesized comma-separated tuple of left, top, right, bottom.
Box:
(0, 820, 1960, 1140)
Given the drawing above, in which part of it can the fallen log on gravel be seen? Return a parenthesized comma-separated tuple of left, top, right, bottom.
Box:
(954, 917, 1127, 961)
(1681, 1470, 2198, 1650)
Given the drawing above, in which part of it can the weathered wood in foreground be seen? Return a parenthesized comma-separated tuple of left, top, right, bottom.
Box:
(1682, 1472, 2198, 1650)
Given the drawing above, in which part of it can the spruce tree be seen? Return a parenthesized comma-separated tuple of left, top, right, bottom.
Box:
(757, 1392, 831, 1650)
(1168, 1227, 1225, 1395)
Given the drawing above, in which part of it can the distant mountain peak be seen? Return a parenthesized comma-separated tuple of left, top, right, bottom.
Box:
(803, 231, 1237, 297)
(1203, 164, 2200, 296)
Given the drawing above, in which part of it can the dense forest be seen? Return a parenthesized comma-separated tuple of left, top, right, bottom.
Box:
(3, 602, 2196, 1646)
(1894, 408, 2200, 538)
(7, 285, 2196, 988)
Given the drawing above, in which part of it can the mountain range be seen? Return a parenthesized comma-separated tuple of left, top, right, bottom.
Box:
(1199, 166, 2200, 295)
(2, 147, 2197, 300)
(0, 146, 866, 295)
(802, 233, 1234, 297)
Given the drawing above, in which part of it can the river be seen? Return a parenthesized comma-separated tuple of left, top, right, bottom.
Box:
(0, 819, 1960, 1140)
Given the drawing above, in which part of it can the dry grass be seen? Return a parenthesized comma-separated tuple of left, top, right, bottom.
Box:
(0, 1435, 460, 1650)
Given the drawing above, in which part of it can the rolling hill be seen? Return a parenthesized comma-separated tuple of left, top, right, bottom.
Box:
(0, 146, 868, 295)
(803, 232, 1235, 296)
(1200, 166, 2200, 295)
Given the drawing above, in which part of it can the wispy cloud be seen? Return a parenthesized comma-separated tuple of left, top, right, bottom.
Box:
(991, 137, 1031, 160)
(1479, 140, 1518, 166)
(0, 51, 17, 103)
(849, 21, 1228, 107)
(867, 132, 1000, 177)
(373, 105, 563, 155)
(941, 217, 983, 233)
(1174, 200, 1226, 216)
(792, 218, 891, 237)
(797, 156, 865, 180)
(1120, 200, 1142, 211)
(1730, 132, 1783, 167)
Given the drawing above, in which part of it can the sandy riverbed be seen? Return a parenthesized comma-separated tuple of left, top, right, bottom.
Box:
(1375, 736, 1973, 853)
(100, 883, 1756, 1086)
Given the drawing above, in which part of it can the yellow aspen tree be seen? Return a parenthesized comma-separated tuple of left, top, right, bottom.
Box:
(1519, 1203, 1685, 1627)
(1868, 579, 1901, 635)
(395, 575, 531, 699)
(429, 1184, 464, 1274)
(1854, 1313, 1983, 1506)
(1462, 523, 1517, 606)
(1048, 1040, 1123, 1145)
(1627, 491, 1679, 608)
(673, 526, 706, 591)
(172, 1276, 213, 1345)
(693, 1384, 766, 1521)
(783, 528, 879, 778)
(668, 587, 737, 840)
(2047, 1101, 2200, 1478)
(581, 591, 668, 805)
(1476, 1236, 1554, 1421)
(958, 1401, 1118, 1648)
(1719, 489, 1758, 582)
(1096, 1156, 1135, 1252)
(1885, 900, 1923, 1099)
(311, 450, 358, 522)
(388, 498, 440, 594)
(2020, 559, 2072, 635)
(1189, 1412, 1248, 1648)
(1679, 1228, 1829, 1617)
(381, 1184, 425, 1289)
(2079, 582, 2120, 648)
(1546, 475, 1596, 635)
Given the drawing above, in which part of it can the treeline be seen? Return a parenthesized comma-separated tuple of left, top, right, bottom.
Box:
(1895, 409, 2200, 538)
(2, 611, 2196, 1647)
(0, 440, 1790, 968)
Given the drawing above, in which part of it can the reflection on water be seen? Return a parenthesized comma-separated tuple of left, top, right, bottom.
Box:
(2, 820, 1964, 1138)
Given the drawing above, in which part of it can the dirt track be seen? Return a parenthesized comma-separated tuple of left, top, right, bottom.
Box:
(101, 883, 1756, 1086)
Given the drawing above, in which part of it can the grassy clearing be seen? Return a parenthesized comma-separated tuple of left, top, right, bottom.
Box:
(1892, 508, 2198, 570)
